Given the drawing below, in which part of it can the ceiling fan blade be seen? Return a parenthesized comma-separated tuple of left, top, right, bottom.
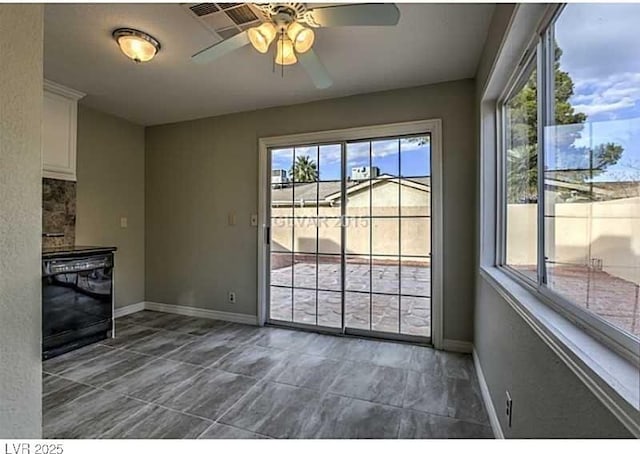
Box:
(306, 3, 400, 27)
(298, 49, 333, 90)
(192, 31, 250, 64)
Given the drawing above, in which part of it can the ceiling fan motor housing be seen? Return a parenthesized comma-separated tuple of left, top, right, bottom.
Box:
(260, 3, 311, 27)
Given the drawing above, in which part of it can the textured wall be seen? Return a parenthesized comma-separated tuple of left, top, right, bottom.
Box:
(145, 79, 477, 343)
(42, 178, 76, 248)
(75, 105, 146, 308)
(0, 4, 44, 438)
(475, 279, 633, 438)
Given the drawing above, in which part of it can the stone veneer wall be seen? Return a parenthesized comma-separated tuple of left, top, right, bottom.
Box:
(42, 178, 76, 248)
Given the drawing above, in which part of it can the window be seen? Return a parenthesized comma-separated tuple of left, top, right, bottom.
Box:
(504, 60, 538, 281)
(499, 4, 640, 355)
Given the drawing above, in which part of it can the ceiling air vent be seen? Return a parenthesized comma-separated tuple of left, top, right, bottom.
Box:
(219, 3, 241, 10)
(182, 2, 264, 44)
(189, 3, 219, 17)
(224, 4, 259, 25)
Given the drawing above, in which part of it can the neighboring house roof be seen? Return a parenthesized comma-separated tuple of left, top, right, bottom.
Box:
(545, 178, 640, 200)
(271, 174, 431, 206)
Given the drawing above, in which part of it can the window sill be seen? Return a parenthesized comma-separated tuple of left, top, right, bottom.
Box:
(479, 266, 640, 437)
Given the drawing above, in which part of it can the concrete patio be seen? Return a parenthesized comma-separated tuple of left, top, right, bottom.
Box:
(515, 264, 640, 336)
(270, 262, 431, 337)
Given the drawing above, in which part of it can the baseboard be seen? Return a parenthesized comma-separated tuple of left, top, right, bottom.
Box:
(144, 301, 258, 325)
(442, 338, 473, 353)
(473, 348, 505, 439)
(114, 302, 146, 318)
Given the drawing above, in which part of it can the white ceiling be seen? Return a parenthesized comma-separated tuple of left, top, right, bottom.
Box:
(44, 3, 495, 126)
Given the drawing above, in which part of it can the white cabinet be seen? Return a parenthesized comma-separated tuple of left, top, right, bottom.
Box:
(42, 80, 85, 181)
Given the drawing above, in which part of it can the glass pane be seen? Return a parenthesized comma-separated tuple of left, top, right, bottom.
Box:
(291, 180, 317, 216)
(345, 291, 370, 330)
(345, 216, 369, 255)
(372, 139, 399, 177)
(401, 218, 430, 257)
(318, 217, 341, 255)
(270, 219, 292, 252)
(371, 218, 399, 256)
(293, 216, 316, 253)
(401, 296, 430, 337)
(271, 185, 292, 218)
(271, 148, 294, 217)
(371, 139, 400, 217)
(317, 290, 342, 328)
(317, 254, 341, 291)
(401, 135, 430, 178)
(400, 181, 430, 217)
(346, 141, 371, 217)
(318, 144, 341, 182)
(270, 286, 292, 322)
(371, 255, 399, 295)
(293, 288, 316, 325)
(271, 253, 292, 287)
(293, 253, 316, 289)
(545, 4, 640, 338)
(345, 255, 370, 292)
(371, 294, 399, 333)
(371, 177, 399, 217)
(401, 258, 431, 298)
(292, 146, 318, 183)
(505, 61, 538, 281)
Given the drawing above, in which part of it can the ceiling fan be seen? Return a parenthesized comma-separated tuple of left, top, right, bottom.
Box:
(191, 3, 401, 89)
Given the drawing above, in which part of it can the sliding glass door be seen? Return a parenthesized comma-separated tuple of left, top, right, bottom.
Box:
(266, 133, 432, 341)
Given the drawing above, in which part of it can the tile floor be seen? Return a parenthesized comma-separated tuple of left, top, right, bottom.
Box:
(43, 310, 492, 439)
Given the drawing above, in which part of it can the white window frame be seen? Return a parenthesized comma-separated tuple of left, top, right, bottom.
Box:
(495, 4, 640, 364)
(257, 119, 444, 349)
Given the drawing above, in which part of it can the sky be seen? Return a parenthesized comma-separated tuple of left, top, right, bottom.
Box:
(272, 137, 430, 182)
(553, 3, 640, 181)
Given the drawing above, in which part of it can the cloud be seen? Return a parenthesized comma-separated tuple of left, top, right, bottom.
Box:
(556, 4, 640, 80)
(571, 72, 640, 119)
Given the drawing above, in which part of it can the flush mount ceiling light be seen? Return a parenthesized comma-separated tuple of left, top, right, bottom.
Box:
(191, 3, 401, 90)
(112, 28, 160, 63)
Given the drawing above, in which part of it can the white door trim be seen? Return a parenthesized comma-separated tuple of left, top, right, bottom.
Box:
(257, 119, 444, 348)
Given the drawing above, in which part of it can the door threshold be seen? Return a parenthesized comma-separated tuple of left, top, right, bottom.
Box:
(265, 320, 432, 347)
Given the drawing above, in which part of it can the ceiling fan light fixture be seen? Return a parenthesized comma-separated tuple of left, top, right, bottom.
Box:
(112, 28, 160, 63)
(287, 21, 314, 54)
(275, 37, 297, 66)
(248, 22, 277, 54)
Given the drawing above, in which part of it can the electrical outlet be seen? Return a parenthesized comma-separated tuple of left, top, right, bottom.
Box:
(120, 217, 128, 228)
(505, 391, 513, 428)
(228, 291, 236, 304)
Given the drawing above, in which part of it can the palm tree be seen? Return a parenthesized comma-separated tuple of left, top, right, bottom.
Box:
(290, 155, 318, 182)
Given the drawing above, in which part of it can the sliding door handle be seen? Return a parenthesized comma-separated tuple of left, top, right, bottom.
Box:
(265, 226, 271, 245)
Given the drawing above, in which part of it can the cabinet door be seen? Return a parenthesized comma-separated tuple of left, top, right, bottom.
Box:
(43, 90, 77, 180)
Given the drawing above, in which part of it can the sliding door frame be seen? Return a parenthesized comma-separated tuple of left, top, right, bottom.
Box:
(257, 119, 444, 349)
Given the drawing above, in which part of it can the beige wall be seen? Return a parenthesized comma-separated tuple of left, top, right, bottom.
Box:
(272, 183, 431, 259)
(506, 198, 640, 284)
(146, 79, 476, 342)
(76, 105, 146, 308)
(0, 4, 43, 437)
